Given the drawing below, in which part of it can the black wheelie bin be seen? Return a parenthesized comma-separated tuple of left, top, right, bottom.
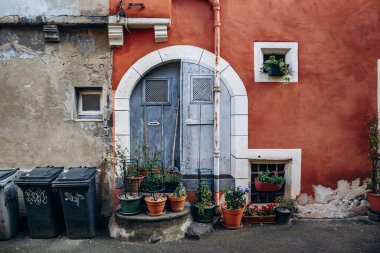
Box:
(14, 166, 64, 238)
(52, 167, 98, 239)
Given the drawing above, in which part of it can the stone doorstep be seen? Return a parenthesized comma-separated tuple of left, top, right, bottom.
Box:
(109, 203, 192, 243)
(115, 202, 191, 222)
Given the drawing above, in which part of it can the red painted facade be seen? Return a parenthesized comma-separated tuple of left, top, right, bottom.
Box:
(110, 0, 380, 195)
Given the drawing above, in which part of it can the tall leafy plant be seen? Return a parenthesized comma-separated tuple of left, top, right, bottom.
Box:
(102, 145, 130, 197)
(196, 181, 213, 215)
(368, 116, 380, 194)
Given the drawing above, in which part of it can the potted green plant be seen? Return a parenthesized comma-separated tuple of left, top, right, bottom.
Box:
(192, 181, 215, 223)
(102, 146, 143, 215)
(164, 170, 183, 193)
(367, 116, 380, 214)
(261, 55, 291, 82)
(254, 170, 285, 192)
(124, 162, 144, 193)
(243, 203, 276, 224)
(168, 182, 187, 212)
(275, 196, 294, 225)
(222, 186, 249, 229)
(132, 143, 162, 177)
(145, 193, 167, 216)
(144, 173, 167, 216)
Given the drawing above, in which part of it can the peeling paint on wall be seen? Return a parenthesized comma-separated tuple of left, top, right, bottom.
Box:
(0, 0, 109, 18)
(0, 27, 112, 169)
(0, 43, 39, 61)
(296, 178, 369, 218)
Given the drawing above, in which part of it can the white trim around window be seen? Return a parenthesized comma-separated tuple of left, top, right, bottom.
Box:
(76, 88, 103, 119)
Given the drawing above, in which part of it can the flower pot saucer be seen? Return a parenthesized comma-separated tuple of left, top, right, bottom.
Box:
(147, 209, 166, 216)
(222, 222, 243, 230)
(118, 209, 141, 216)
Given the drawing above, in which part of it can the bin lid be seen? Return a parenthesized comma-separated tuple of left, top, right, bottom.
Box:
(0, 168, 18, 187)
(52, 167, 97, 187)
(15, 167, 63, 186)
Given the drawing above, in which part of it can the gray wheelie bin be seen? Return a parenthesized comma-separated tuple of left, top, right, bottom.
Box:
(0, 168, 19, 240)
(52, 167, 98, 239)
(14, 167, 64, 238)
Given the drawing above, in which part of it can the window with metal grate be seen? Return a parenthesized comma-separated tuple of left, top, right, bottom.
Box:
(191, 76, 213, 103)
(144, 79, 170, 105)
(251, 163, 285, 203)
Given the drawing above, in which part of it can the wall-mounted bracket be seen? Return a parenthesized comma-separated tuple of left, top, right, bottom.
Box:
(154, 25, 168, 43)
(108, 16, 171, 47)
(108, 25, 124, 47)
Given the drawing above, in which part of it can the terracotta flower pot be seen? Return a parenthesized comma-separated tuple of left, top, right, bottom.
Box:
(125, 176, 144, 192)
(254, 178, 283, 192)
(367, 193, 380, 213)
(243, 215, 276, 224)
(145, 196, 167, 216)
(168, 194, 186, 212)
(139, 168, 161, 177)
(138, 170, 148, 177)
(222, 204, 245, 229)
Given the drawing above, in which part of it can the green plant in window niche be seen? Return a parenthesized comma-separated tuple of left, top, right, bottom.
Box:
(261, 55, 291, 83)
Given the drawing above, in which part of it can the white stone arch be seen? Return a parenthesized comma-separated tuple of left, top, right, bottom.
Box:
(114, 45, 301, 199)
(114, 45, 248, 180)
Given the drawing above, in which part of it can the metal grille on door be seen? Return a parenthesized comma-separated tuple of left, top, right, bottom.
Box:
(144, 79, 169, 104)
(191, 77, 213, 103)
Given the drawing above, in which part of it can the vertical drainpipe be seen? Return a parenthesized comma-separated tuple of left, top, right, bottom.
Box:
(208, 0, 221, 210)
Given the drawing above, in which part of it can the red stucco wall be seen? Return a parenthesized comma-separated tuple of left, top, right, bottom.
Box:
(110, 0, 380, 195)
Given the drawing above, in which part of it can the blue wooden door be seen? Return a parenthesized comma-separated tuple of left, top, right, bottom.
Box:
(181, 62, 231, 175)
(130, 62, 180, 168)
(130, 61, 231, 175)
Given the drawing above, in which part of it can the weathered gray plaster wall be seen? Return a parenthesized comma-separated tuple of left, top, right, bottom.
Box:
(0, 27, 112, 169)
(0, 0, 109, 18)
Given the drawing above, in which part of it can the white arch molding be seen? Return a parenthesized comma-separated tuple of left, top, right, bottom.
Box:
(114, 45, 302, 199)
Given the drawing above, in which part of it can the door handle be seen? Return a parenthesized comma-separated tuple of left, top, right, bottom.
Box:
(147, 121, 160, 126)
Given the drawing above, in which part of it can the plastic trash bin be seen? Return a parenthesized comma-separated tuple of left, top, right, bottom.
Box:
(14, 166, 64, 238)
(52, 167, 98, 239)
(0, 168, 19, 240)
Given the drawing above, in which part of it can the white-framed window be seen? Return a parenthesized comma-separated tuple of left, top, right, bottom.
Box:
(76, 87, 103, 120)
(254, 42, 298, 83)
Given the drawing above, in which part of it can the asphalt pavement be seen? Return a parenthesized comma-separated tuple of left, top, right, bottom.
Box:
(1, 217, 379, 253)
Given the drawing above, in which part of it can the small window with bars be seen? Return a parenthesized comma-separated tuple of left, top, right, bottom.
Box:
(143, 79, 170, 105)
(191, 76, 213, 103)
(251, 162, 285, 203)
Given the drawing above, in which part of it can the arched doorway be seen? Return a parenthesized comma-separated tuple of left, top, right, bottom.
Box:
(114, 45, 249, 190)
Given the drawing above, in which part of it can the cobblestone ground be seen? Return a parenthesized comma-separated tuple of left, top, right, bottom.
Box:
(1, 218, 379, 253)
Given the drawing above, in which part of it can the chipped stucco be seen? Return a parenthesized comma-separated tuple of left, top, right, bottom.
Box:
(296, 178, 369, 218)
